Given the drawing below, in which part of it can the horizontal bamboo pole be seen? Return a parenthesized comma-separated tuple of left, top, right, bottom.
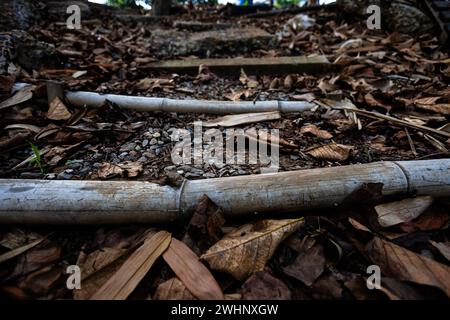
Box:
(65, 91, 317, 114)
(0, 160, 449, 224)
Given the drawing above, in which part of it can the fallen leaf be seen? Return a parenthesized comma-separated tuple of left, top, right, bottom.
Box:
(0, 236, 46, 265)
(4, 124, 42, 133)
(91, 231, 171, 300)
(300, 124, 333, 139)
(163, 238, 224, 300)
(195, 64, 216, 83)
(203, 111, 281, 128)
(292, 93, 315, 102)
(311, 275, 343, 300)
(98, 163, 123, 179)
(283, 74, 295, 91)
(366, 237, 450, 298)
(153, 277, 196, 300)
(399, 209, 450, 232)
(72, 70, 87, 78)
(11, 241, 61, 277)
(429, 241, 450, 262)
(282, 244, 326, 286)
(306, 143, 353, 161)
(74, 252, 129, 300)
(117, 161, 143, 178)
(416, 104, 450, 115)
(201, 218, 304, 280)
(375, 196, 434, 227)
(246, 129, 297, 148)
(186, 195, 225, 253)
(0, 85, 33, 110)
(0, 229, 42, 250)
(241, 270, 291, 300)
(98, 161, 143, 179)
(0, 131, 30, 150)
(19, 266, 62, 296)
(239, 68, 258, 88)
(414, 97, 450, 115)
(47, 97, 72, 121)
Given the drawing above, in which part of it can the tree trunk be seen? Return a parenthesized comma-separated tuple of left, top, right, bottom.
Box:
(152, 0, 171, 16)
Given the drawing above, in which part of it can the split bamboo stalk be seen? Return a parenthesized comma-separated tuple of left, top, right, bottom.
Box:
(0, 160, 449, 224)
(65, 91, 317, 114)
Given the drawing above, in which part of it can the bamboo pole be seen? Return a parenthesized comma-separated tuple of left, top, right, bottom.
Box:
(0, 160, 449, 224)
(65, 91, 317, 114)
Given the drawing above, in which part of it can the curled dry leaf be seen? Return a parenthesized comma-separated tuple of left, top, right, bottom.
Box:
(163, 238, 224, 300)
(366, 237, 450, 298)
(201, 218, 304, 281)
(300, 124, 333, 139)
(153, 277, 196, 300)
(47, 97, 72, 121)
(283, 74, 295, 91)
(375, 196, 433, 227)
(91, 231, 171, 300)
(306, 143, 353, 161)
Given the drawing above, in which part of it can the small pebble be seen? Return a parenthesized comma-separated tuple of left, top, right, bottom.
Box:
(119, 152, 128, 159)
(44, 173, 56, 179)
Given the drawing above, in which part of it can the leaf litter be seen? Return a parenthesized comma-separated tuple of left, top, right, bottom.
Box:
(0, 1, 450, 301)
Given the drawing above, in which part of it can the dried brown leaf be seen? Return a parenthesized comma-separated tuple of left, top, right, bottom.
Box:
(241, 270, 291, 300)
(0, 85, 33, 110)
(282, 244, 326, 286)
(201, 218, 304, 280)
(203, 111, 281, 128)
(430, 241, 450, 262)
(306, 143, 352, 161)
(366, 237, 450, 298)
(163, 238, 224, 300)
(91, 231, 171, 300)
(153, 277, 196, 300)
(186, 195, 225, 253)
(300, 124, 333, 139)
(0, 236, 46, 265)
(375, 196, 434, 227)
(47, 97, 72, 121)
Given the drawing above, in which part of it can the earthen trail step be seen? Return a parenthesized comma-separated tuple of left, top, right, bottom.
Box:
(143, 55, 332, 76)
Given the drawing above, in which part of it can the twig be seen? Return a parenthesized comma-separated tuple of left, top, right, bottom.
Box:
(333, 106, 450, 139)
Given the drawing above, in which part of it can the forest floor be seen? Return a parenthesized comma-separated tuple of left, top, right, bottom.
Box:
(0, 3, 450, 300)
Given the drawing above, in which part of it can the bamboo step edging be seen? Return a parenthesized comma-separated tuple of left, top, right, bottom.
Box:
(65, 91, 318, 114)
(0, 160, 449, 224)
